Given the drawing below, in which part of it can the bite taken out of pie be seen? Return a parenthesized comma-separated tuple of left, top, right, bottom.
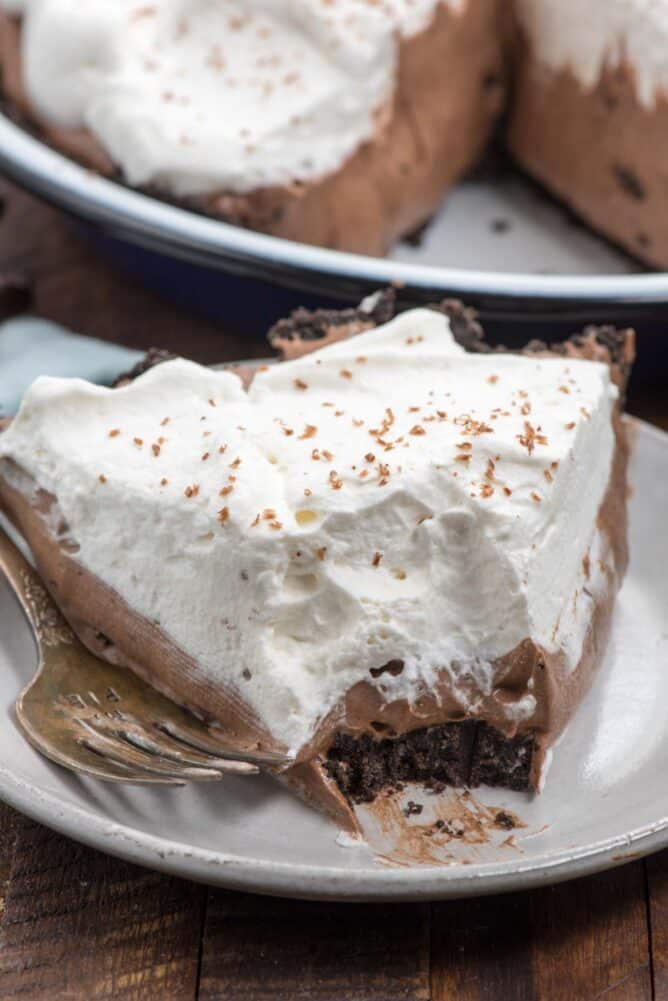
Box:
(0, 295, 634, 834)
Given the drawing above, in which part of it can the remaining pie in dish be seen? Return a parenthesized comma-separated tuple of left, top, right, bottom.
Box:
(0, 0, 509, 256)
(1, 1, 666, 265)
(0, 294, 634, 833)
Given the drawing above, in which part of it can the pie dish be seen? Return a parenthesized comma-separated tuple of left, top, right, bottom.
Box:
(2, 1, 668, 268)
(0, 0, 509, 257)
(0, 293, 635, 835)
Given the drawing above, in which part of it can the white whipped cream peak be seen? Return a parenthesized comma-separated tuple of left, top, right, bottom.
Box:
(517, 0, 668, 106)
(2, 0, 456, 196)
(1, 309, 617, 753)
(370, 0, 465, 36)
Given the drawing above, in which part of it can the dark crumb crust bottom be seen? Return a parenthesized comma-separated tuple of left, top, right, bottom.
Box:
(268, 288, 398, 347)
(112, 348, 176, 387)
(324, 722, 535, 804)
(267, 289, 488, 355)
(267, 291, 633, 399)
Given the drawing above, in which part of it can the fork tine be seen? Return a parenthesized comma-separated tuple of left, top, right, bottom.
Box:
(76, 737, 186, 785)
(77, 728, 223, 782)
(156, 721, 291, 769)
(116, 728, 259, 776)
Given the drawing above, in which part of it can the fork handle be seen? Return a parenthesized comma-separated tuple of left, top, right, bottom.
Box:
(0, 523, 70, 641)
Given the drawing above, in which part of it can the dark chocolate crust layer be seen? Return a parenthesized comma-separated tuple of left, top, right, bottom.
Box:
(267, 291, 490, 359)
(112, 349, 176, 388)
(269, 288, 396, 347)
(324, 722, 535, 805)
(268, 292, 633, 372)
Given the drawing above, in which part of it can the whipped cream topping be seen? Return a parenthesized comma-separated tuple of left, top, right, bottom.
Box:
(371, 0, 465, 37)
(0, 310, 617, 754)
(1, 0, 454, 196)
(517, 0, 668, 106)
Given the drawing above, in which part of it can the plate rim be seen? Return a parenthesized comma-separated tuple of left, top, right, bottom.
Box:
(1, 112, 668, 308)
(0, 757, 666, 902)
(0, 418, 666, 902)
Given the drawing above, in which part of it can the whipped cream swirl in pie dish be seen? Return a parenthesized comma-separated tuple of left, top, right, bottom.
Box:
(0, 0, 506, 255)
(3, 1, 668, 265)
(0, 0, 454, 196)
(0, 304, 632, 831)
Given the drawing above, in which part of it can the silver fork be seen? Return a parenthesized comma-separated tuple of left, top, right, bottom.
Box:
(0, 524, 289, 785)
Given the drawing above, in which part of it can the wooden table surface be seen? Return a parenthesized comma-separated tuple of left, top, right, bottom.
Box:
(0, 181, 666, 1001)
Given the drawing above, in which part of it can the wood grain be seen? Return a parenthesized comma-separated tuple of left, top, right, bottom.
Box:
(431, 891, 535, 1000)
(432, 864, 652, 1001)
(528, 865, 652, 1001)
(0, 814, 205, 1000)
(647, 853, 668, 1000)
(0, 801, 17, 927)
(198, 890, 430, 1001)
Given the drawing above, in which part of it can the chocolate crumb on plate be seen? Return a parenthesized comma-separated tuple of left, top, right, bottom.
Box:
(494, 810, 517, 831)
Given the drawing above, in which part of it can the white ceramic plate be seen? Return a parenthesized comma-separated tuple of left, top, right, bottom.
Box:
(0, 419, 666, 902)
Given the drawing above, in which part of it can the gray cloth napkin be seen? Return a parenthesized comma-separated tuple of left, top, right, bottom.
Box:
(0, 317, 143, 417)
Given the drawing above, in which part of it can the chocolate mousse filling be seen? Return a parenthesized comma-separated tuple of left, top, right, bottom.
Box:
(508, 41, 668, 269)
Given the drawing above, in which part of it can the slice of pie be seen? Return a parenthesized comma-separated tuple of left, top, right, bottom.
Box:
(0, 296, 634, 833)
